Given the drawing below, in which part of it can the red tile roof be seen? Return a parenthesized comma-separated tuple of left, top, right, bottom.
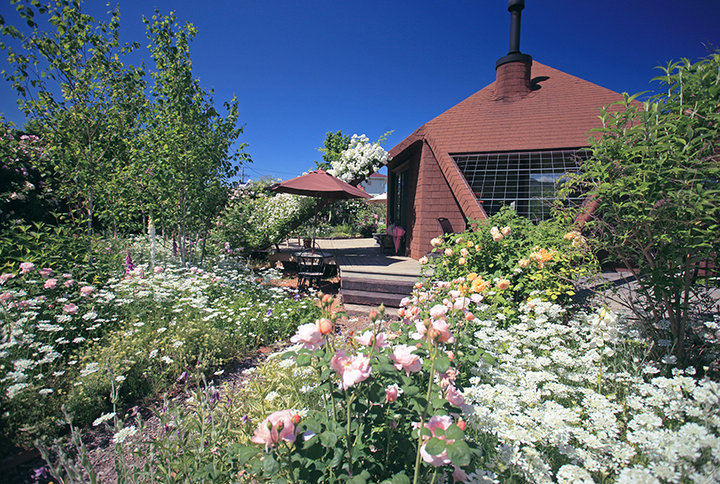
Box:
(389, 61, 629, 221)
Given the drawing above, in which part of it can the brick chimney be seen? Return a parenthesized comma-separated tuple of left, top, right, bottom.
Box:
(494, 0, 532, 100)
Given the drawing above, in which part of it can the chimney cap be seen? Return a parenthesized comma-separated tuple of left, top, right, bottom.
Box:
(508, 0, 525, 11)
(496, 52, 532, 69)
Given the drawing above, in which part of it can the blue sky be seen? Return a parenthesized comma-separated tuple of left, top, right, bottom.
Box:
(1, 0, 719, 182)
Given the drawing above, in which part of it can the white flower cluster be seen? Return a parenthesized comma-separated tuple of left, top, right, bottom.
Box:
(462, 304, 720, 482)
(328, 134, 388, 183)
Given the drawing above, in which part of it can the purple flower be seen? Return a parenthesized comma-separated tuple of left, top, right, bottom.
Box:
(240, 414, 250, 425)
(176, 371, 188, 383)
(209, 390, 220, 404)
(31, 466, 48, 479)
(125, 251, 135, 274)
(266, 309, 273, 316)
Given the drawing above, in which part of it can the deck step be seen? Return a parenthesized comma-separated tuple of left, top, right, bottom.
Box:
(341, 275, 416, 295)
(340, 289, 411, 308)
(342, 303, 399, 317)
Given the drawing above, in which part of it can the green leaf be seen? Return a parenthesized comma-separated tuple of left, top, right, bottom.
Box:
(319, 430, 338, 448)
(445, 424, 464, 441)
(233, 445, 259, 465)
(425, 437, 446, 456)
(446, 440, 471, 467)
(295, 353, 312, 367)
(433, 355, 451, 373)
(263, 453, 280, 475)
(403, 385, 420, 397)
(391, 473, 411, 484)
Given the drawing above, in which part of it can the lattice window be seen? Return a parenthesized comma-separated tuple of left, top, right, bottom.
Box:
(453, 148, 590, 220)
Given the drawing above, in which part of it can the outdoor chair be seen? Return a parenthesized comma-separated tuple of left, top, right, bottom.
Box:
(297, 252, 325, 289)
(437, 217, 456, 235)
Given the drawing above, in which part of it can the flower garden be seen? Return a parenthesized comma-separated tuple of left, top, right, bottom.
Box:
(1, 1, 720, 482)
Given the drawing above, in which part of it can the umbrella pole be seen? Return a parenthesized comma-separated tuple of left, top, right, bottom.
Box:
(312, 218, 317, 254)
(312, 204, 318, 254)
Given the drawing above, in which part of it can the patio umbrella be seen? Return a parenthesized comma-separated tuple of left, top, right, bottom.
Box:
(271, 169, 371, 250)
(366, 192, 387, 204)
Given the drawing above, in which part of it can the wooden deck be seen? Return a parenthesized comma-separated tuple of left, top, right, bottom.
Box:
(270, 237, 421, 314)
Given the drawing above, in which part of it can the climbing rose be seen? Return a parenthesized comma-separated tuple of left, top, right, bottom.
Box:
(290, 322, 325, 350)
(430, 237, 443, 247)
(496, 279, 510, 290)
(250, 409, 298, 452)
(330, 350, 371, 390)
(44, 278, 57, 289)
(419, 256, 429, 265)
(0, 273, 14, 284)
(501, 226, 511, 236)
(80, 286, 95, 297)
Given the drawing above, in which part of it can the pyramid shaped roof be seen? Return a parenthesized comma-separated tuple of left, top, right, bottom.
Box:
(389, 61, 628, 220)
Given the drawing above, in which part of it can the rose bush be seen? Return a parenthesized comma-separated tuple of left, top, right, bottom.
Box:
(427, 207, 597, 307)
(237, 297, 478, 483)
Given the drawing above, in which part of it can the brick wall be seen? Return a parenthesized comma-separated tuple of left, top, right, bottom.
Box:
(408, 141, 465, 259)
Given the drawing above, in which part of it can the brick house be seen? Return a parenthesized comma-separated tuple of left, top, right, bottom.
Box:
(386, 1, 628, 259)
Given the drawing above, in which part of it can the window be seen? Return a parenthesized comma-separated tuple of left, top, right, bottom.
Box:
(453, 148, 589, 220)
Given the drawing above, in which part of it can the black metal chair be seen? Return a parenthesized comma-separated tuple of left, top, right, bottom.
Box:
(437, 217, 455, 235)
(296, 252, 325, 288)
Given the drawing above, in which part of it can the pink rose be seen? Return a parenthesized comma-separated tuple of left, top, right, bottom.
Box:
(317, 318, 333, 335)
(250, 409, 299, 452)
(0, 273, 14, 285)
(429, 304, 448, 319)
(63, 279, 74, 288)
(330, 350, 371, 390)
(80, 286, 95, 297)
(290, 322, 325, 350)
(413, 319, 454, 344)
(154, 266, 164, 274)
(0, 292, 14, 303)
(62, 273, 72, 278)
(385, 384, 401, 403)
(39, 268, 53, 278)
(391, 344, 422, 375)
(44, 278, 58, 289)
(355, 330, 388, 350)
(445, 385, 467, 408)
(429, 319, 454, 344)
(419, 415, 454, 466)
(62, 303, 78, 314)
(19, 262, 35, 274)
